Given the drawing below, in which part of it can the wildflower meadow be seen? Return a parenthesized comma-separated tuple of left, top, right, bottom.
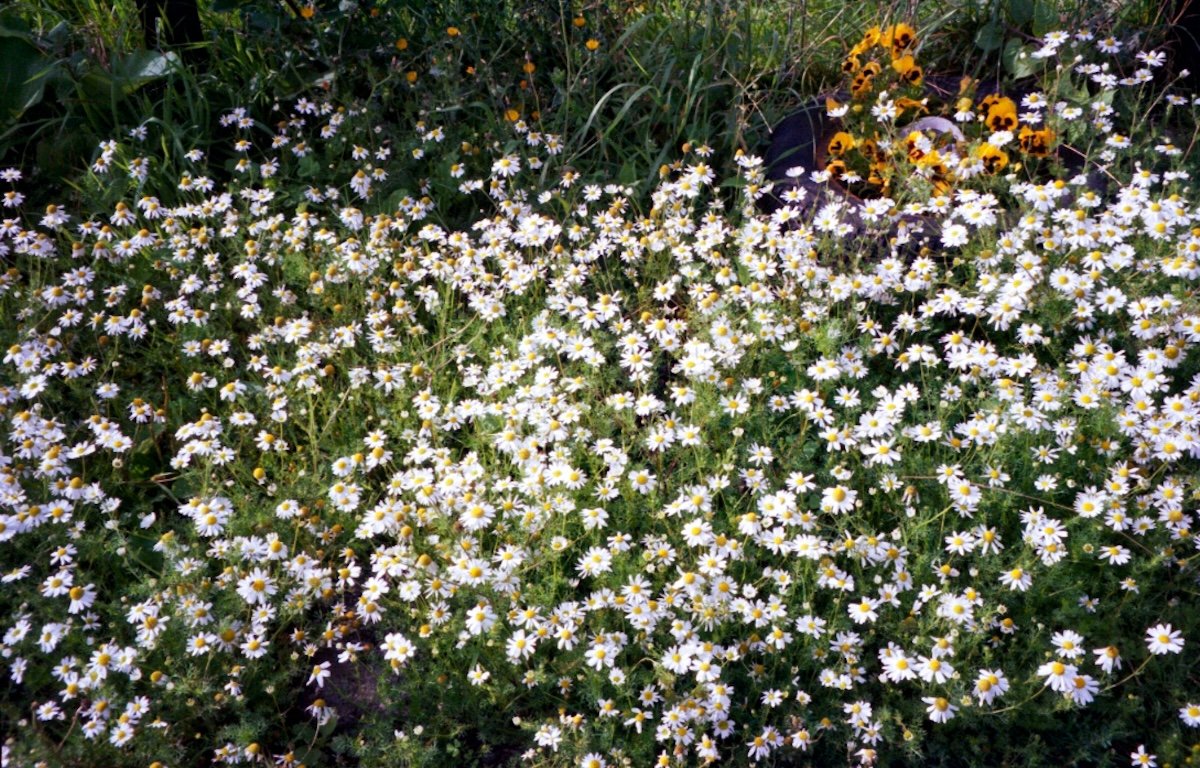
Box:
(1, 1, 1199, 766)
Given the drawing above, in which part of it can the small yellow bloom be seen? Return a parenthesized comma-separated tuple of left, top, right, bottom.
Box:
(904, 131, 932, 163)
(447, 26, 460, 37)
(889, 22, 917, 54)
(406, 70, 418, 84)
(299, 4, 315, 19)
(585, 38, 600, 51)
(573, 15, 586, 27)
(394, 38, 408, 50)
(976, 143, 1008, 173)
(851, 72, 874, 99)
(859, 137, 882, 162)
(1018, 125, 1055, 157)
(985, 97, 1018, 132)
(826, 131, 857, 157)
(891, 54, 922, 86)
(880, 24, 895, 48)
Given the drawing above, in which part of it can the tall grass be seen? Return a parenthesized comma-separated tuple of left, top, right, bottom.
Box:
(2, 0, 1173, 205)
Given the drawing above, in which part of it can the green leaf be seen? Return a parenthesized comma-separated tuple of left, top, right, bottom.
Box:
(128, 438, 162, 481)
(298, 154, 320, 178)
(43, 20, 71, 48)
(0, 35, 51, 122)
(974, 22, 1005, 53)
(128, 529, 164, 574)
(1007, 0, 1034, 27)
(1002, 39, 1039, 79)
(1032, 2, 1058, 36)
(0, 11, 33, 37)
(618, 159, 638, 185)
(78, 50, 176, 104)
(76, 69, 113, 104)
(171, 475, 199, 500)
(112, 50, 176, 95)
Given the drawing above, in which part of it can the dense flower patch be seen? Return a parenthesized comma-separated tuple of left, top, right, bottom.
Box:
(824, 22, 1060, 199)
(1, 24, 1199, 768)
